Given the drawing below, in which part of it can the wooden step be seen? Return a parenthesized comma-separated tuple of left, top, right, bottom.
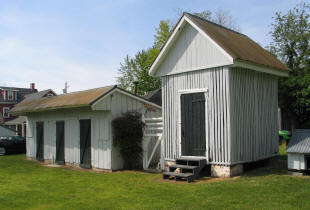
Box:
(176, 157, 206, 161)
(169, 164, 198, 170)
(163, 172, 195, 183)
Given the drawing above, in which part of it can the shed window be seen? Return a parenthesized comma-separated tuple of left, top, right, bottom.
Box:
(8, 91, 13, 100)
(3, 107, 10, 118)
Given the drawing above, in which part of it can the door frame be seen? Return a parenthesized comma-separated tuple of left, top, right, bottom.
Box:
(55, 120, 65, 165)
(79, 119, 92, 169)
(177, 88, 209, 161)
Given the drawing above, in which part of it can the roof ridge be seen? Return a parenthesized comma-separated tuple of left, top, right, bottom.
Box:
(184, 12, 247, 37)
(55, 85, 117, 97)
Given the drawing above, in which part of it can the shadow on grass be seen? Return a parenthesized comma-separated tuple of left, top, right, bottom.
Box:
(243, 155, 288, 177)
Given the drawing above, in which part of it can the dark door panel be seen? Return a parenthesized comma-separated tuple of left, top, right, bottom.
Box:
(80, 119, 91, 168)
(36, 122, 44, 162)
(56, 121, 65, 164)
(181, 92, 206, 156)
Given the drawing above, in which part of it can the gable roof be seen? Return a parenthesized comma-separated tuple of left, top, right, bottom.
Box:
(149, 13, 290, 76)
(287, 129, 310, 154)
(23, 89, 56, 102)
(10, 85, 161, 115)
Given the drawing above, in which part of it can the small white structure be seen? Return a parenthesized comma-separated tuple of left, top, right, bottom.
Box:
(0, 125, 16, 136)
(287, 130, 310, 171)
(11, 86, 161, 170)
(149, 13, 291, 177)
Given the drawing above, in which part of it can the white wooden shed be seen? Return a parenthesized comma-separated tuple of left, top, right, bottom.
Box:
(10, 85, 161, 170)
(149, 13, 291, 177)
(287, 130, 310, 171)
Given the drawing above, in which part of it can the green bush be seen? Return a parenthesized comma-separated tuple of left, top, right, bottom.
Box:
(112, 112, 144, 169)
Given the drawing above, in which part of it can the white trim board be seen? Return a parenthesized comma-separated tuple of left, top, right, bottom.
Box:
(91, 88, 162, 110)
(232, 60, 290, 77)
(177, 88, 209, 161)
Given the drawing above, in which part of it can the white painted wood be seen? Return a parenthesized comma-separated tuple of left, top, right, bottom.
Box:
(288, 153, 306, 170)
(155, 23, 233, 77)
(233, 60, 290, 77)
(162, 67, 231, 164)
(25, 89, 161, 170)
(229, 67, 279, 164)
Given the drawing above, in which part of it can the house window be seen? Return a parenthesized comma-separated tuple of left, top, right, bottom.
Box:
(47, 93, 54, 97)
(8, 91, 13, 100)
(3, 107, 10, 118)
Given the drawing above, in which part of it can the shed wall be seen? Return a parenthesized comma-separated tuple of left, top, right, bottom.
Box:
(229, 67, 279, 164)
(26, 91, 161, 170)
(162, 67, 231, 164)
(26, 109, 112, 169)
(288, 153, 306, 170)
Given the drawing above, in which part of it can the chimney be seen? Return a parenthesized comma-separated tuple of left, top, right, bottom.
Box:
(30, 83, 35, 90)
(133, 81, 138, 95)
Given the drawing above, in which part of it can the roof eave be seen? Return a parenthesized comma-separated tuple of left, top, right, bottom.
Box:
(232, 60, 290, 77)
(10, 104, 91, 116)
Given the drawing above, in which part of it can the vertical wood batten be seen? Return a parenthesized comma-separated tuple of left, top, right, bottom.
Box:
(161, 67, 231, 164)
(229, 67, 279, 164)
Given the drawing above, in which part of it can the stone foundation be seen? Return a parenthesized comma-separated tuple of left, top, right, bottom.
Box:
(164, 160, 175, 171)
(211, 164, 243, 177)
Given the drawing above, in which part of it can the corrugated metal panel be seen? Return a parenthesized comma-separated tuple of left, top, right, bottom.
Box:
(162, 66, 231, 164)
(229, 67, 279, 163)
(287, 129, 310, 153)
(156, 23, 232, 77)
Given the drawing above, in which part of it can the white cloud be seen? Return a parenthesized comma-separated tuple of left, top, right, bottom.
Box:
(0, 37, 118, 93)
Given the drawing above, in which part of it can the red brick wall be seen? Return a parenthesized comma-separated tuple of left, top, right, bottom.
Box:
(0, 103, 16, 122)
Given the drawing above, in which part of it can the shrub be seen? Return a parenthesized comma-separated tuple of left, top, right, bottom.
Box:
(112, 112, 144, 169)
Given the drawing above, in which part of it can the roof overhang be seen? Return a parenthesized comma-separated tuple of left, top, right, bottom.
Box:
(149, 15, 234, 77)
(91, 88, 162, 110)
(232, 60, 290, 77)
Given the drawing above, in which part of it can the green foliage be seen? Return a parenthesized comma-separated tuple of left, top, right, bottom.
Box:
(269, 2, 310, 127)
(112, 112, 144, 169)
(117, 20, 171, 95)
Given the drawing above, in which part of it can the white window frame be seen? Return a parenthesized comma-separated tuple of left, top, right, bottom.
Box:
(3, 107, 10, 118)
(8, 91, 13, 100)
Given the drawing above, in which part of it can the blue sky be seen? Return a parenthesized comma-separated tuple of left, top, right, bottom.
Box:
(0, 0, 301, 93)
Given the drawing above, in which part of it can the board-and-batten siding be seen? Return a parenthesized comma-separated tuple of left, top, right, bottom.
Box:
(229, 67, 279, 164)
(162, 67, 231, 164)
(162, 67, 279, 165)
(25, 91, 161, 170)
(156, 23, 232, 77)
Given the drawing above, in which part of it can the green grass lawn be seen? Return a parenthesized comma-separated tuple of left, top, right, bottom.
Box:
(0, 152, 309, 209)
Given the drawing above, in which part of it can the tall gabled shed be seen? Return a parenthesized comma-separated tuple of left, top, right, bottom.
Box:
(149, 13, 290, 177)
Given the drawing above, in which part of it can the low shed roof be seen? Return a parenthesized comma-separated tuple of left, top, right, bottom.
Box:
(10, 85, 116, 114)
(10, 85, 161, 115)
(287, 130, 310, 154)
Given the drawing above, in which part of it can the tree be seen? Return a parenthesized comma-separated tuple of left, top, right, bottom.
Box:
(117, 20, 171, 95)
(269, 2, 310, 129)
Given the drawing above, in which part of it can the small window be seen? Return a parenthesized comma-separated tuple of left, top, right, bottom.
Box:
(3, 107, 10, 118)
(8, 91, 13, 100)
(47, 93, 54, 97)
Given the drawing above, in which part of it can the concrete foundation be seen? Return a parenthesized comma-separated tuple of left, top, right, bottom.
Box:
(211, 164, 243, 177)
